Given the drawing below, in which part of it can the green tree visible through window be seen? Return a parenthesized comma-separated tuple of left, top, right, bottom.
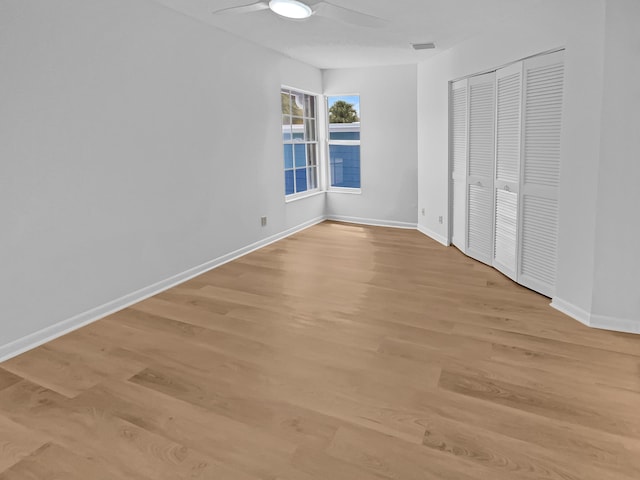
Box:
(329, 100, 359, 123)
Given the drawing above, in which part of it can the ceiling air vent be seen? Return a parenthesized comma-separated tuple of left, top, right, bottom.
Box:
(412, 42, 436, 50)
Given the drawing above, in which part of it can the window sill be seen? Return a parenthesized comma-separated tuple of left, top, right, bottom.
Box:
(328, 187, 362, 195)
(285, 189, 325, 203)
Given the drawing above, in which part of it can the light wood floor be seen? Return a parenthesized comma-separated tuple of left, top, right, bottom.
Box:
(1, 221, 640, 479)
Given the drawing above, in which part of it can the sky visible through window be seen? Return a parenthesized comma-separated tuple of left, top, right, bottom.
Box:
(328, 95, 360, 118)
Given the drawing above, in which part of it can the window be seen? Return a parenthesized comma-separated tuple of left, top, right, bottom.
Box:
(328, 95, 361, 189)
(281, 88, 319, 197)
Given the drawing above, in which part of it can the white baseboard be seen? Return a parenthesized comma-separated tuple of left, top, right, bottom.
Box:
(590, 313, 640, 335)
(550, 298, 591, 327)
(551, 297, 640, 335)
(326, 215, 417, 230)
(417, 224, 450, 247)
(0, 216, 325, 363)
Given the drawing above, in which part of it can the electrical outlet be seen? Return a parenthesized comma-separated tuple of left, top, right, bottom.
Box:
(438, 216, 443, 224)
(261, 216, 267, 227)
(421, 208, 426, 216)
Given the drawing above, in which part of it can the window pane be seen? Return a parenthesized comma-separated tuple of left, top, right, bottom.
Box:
(330, 144, 360, 188)
(282, 115, 291, 125)
(328, 95, 360, 124)
(295, 168, 308, 193)
(294, 144, 306, 168)
(292, 124, 304, 141)
(306, 144, 317, 166)
(285, 170, 295, 195)
(292, 116, 304, 125)
(304, 94, 315, 118)
(281, 92, 291, 115)
(282, 124, 292, 142)
(329, 127, 360, 141)
(292, 93, 304, 117)
(307, 166, 318, 190)
(304, 119, 316, 141)
(283, 144, 293, 169)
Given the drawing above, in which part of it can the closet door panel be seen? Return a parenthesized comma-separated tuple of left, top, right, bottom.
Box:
(494, 189, 519, 276)
(452, 179, 466, 250)
(450, 80, 468, 251)
(518, 50, 564, 297)
(467, 184, 493, 258)
(493, 63, 522, 279)
(466, 72, 495, 265)
(520, 194, 559, 293)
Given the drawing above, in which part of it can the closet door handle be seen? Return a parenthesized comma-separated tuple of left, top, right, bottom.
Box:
(504, 185, 510, 192)
(476, 181, 483, 187)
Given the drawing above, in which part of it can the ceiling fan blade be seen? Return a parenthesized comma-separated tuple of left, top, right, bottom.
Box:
(312, 1, 387, 28)
(212, 1, 270, 15)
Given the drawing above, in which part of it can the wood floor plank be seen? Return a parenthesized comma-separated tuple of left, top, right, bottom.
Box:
(438, 368, 640, 439)
(128, 358, 430, 444)
(325, 425, 510, 480)
(1, 221, 640, 478)
(116, 304, 444, 394)
(291, 446, 392, 480)
(0, 369, 20, 392)
(452, 321, 640, 366)
(412, 386, 640, 476)
(69, 380, 287, 479)
(0, 340, 147, 398)
(420, 410, 637, 480)
(0, 381, 240, 479)
(0, 443, 115, 480)
(489, 343, 640, 392)
(0, 414, 49, 473)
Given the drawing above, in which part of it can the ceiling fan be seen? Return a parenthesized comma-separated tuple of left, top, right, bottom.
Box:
(212, 0, 387, 28)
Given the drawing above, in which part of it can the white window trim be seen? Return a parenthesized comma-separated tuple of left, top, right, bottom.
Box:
(327, 187, 361, 194)
(327, 139, 360, 146)
(285, 189, 326, 203)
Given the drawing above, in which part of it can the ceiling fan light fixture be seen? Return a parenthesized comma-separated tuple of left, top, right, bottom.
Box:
(269, 0, 312, 19)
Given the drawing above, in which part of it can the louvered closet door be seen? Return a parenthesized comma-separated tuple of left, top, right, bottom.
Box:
(466, 72, 496, 265)
(518, 50, 564, 297)
(450, 79, 468, 251)
(493, 63, 523, 280)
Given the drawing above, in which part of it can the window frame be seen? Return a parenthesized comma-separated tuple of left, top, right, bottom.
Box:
(326, 93, 362, 194)
(281, 86, 321, 200)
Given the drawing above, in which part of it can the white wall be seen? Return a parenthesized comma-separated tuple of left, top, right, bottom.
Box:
(0, 0, 324, 350)
(417, 0, 607, 319)
(591, 0, 640, 326)
(323, 65, 418, 226)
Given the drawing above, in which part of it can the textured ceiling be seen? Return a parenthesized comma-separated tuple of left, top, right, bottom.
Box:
(151, 0, 544, 69)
